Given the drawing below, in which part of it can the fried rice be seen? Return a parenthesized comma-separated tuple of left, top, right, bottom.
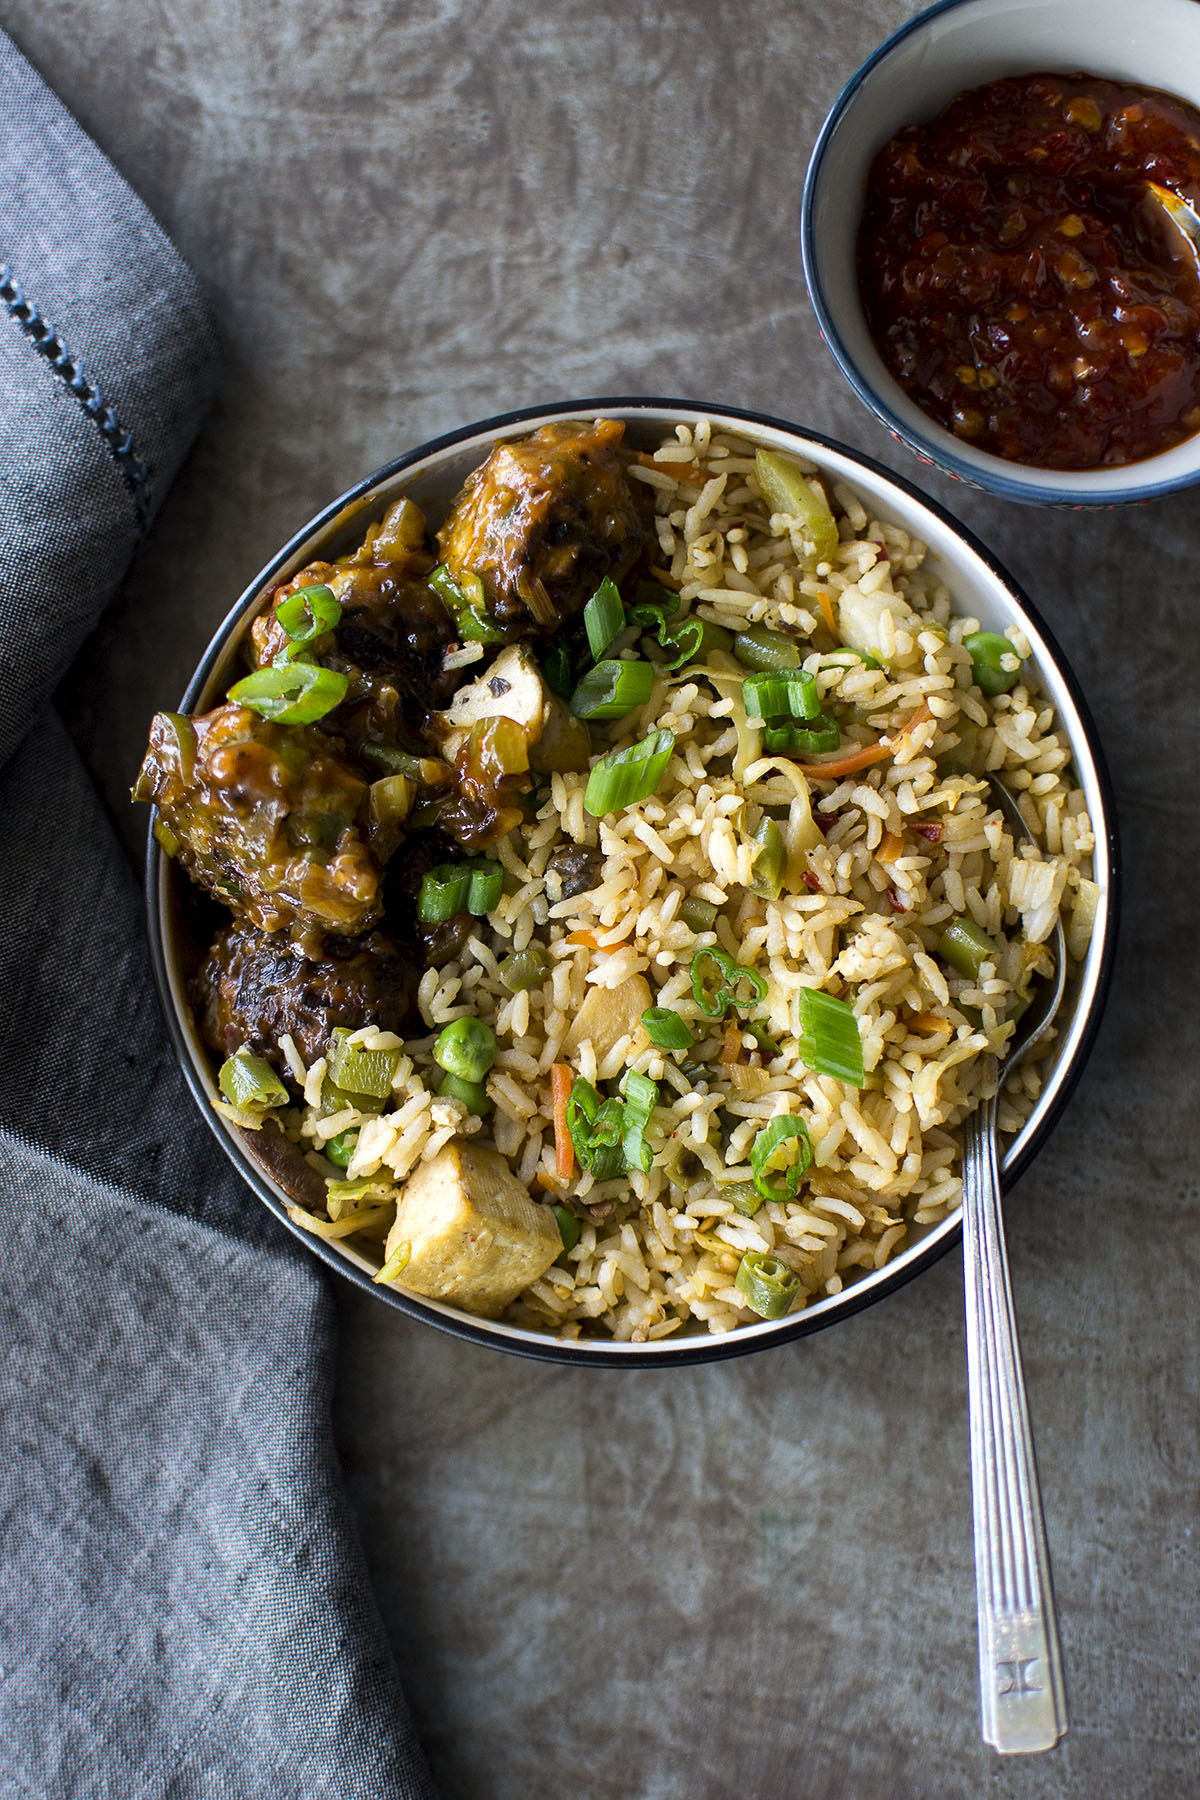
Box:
(220, 419, 1098, 1341)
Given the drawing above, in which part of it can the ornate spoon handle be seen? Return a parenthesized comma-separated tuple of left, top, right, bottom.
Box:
(961, 1088, 1068, 1755)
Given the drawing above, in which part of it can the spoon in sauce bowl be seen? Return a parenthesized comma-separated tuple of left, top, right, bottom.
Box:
(960, 775, 1068, 1755)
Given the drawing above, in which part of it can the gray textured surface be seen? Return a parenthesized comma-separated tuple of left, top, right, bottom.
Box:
(5, 0, 1196, 1793)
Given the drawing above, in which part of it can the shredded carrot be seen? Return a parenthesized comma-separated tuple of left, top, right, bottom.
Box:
(566, 928, 630, 952)
(816, 589, 839, 640)
(793, 702, 936, 781)
(793, 737, 891, 779)
(877, 830, 905, 866)
(890, 698, 935, 749)
(719, 1020, 743, 1064)
(551, 1064, 575, 1181)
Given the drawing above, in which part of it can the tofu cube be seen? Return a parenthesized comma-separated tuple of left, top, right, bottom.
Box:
(383, 1140, 561, 1318)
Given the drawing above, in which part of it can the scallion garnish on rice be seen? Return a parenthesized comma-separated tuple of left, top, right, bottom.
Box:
(690, 946, 767, 1018)
(584, 576, 625, 659)
(620, 1072, 658, 1174)
(796, 989, 865, 1086)
(749, 1116, 814, 1203)
(570, 658, 654, 720)
(641, 1007, 695, 1051)
(742, 670, 821, 721)
(583, 727, 674, 816)
(762, 714, 840, 756)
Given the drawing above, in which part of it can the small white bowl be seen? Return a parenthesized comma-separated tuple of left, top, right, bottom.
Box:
(801, 0, 1200, 505)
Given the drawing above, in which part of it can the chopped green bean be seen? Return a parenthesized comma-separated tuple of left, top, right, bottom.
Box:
(680, 894, 719, 933)
(735, 1250, 802, 1319)
(939, 917, 998, 979)
(733, 627, 801, 671)
(218, 1051, 288, 1112)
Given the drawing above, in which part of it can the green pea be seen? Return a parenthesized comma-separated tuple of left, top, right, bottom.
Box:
(437, 1072, 493, 1114)
(325, 1128, 359, 1170)
(433, 1017, 498, 1082)
(964, 630, 1023, 696)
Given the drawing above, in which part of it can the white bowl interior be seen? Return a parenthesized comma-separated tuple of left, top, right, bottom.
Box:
(806, 0, 1200, 499)
(159, 405, 1115, 1357)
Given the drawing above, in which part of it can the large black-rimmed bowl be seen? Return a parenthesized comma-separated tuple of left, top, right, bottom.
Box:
(146, 398, 1119, 1367)
(801, 0, 1200, 506)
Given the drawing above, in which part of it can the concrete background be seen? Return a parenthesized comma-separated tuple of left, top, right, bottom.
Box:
(5, 1, 1196, 1793)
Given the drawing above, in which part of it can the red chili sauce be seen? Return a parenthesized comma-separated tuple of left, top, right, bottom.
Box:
(858, 73, 1200, 469)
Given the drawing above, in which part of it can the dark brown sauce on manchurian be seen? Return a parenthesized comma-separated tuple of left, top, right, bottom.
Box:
(136, 420, 652, 1143)
(858, 73, 1200, 469)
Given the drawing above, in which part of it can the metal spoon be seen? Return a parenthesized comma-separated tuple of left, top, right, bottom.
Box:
(960, 775, 1068, 1755)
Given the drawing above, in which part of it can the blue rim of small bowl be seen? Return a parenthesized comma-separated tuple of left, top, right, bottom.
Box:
(145, 395, 1120, 1368)
(800, 0, 1200, 507)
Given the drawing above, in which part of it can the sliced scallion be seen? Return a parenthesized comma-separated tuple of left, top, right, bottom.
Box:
(583, 727, 674, 817)
(417, 859, 503, 924)
(228, 661, 348, 724)
(763, 714, 840, 755)
(417, 864, 471, 923)
(584, 577, 625, 660)
(275, 583, 341, 644)
(621, 1071, 658, 1174)
(565, 1076, 625, 1178)
(735, 1250, 802, 1319)
(641, 1007, 695, 1051)
(543, 644, 573, 699)
(429, 563, 504, 643)
(553, 1204, 582, 1264)
(742, 670, 821, 722)
(690, 946, 768, 1018)
(749, 1115, 813, 1203)
(797, 988, 864, 1086)
(570, 659, 654, 720)
(465, 859, 503, 914)
(659, 615, 733, 670)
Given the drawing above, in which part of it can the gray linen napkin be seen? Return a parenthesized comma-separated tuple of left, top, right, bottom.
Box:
(0, 31, 436, 1799)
